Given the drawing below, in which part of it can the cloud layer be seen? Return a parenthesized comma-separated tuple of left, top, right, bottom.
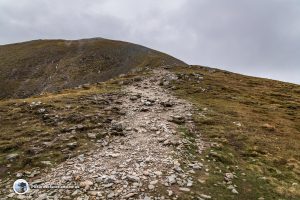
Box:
(0, 0, 299, 83)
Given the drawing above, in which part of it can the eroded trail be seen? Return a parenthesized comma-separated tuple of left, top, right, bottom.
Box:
(12, 69, 205, 199)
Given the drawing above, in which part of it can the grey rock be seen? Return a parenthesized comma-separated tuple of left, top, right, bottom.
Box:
(107, 192, 115, 198)
(7, 193, 15, 198)
(67, 142, 77, 149)
(170, 115, 185, 124)
(123, 193, 137, 198)
(224, 173, 234, 182)
(167, 175, 177, 185)
(96, 175, 116, 184)
(79, 180, 93, 189)
(126, 175, 140, 182)
(6, 153, 19, 161)
(161, 101, 174, 107)
(87, 133, 97, 139)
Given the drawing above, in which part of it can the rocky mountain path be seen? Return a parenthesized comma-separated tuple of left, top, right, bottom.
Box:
(10, 69, 206, 200)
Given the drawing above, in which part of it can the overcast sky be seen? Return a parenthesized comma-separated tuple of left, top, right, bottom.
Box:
(0, 0, 299, 84)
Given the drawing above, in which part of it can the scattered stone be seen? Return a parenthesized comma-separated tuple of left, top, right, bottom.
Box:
(38, 108, 46, 113)
(6, 153, 19, 161)
(36, 193, 47, 200)
(7, 193, 15, 198)
(32, 179, 44, 185)
(187, 180, 193, 187)
(109, 153, 120, 158)
(107, 192, 115, 198)
(126, 175, 140, 182)
(103, 183, 114, 188)
(170, 115, 185, 124)
(67, 142, 77, 149)
(188, 163, 202, 170)
(200, 194, 212, 199)
(161, 101, 174, 107)
(148, 184, 155, 190)
(150, 180, 158, 185)
(154, 171, 163, 176)
(96, 175, 116, 184)
(79, 180, 93, 190)
(167, 190, 173, 196)
(87, 132, 97, 139)
(123, 193, 137, 198)
(40, 161, 52, 165)
(224, 172, 234, 182)
(140, 107, 150, 112)
(16, 172, 23, 178)
(87, 191, 101, 196)
(167, 175, 176, 185)
(179, 187, 191, 192)
(231, 188, 239, 194)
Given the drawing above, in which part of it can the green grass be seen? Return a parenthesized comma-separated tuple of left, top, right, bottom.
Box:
(169, 65, 300, 199)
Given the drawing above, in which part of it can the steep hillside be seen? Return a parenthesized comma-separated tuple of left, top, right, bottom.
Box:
(0, 38, 186, 99)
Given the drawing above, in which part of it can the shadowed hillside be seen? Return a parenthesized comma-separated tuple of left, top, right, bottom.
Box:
(0, 38, 186, 99)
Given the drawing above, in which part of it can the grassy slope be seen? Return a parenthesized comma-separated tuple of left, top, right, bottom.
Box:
(0, 38, 186, 99)
(169, 65, 300, 199)
(0, 71, 147, 181)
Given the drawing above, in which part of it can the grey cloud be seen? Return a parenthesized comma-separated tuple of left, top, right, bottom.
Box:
(0, 0, 299, 83)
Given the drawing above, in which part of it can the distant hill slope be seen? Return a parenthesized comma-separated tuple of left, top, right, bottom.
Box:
(0, 38, 186, 99)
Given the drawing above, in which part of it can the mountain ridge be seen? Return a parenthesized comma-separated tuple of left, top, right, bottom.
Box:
(0, 38, 187, 99)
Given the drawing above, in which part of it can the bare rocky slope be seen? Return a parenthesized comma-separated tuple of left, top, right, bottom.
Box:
(0, 38, 186, 99)
(0, 39, 299, 200)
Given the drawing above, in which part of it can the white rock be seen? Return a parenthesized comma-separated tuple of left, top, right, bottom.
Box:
(148, 184, 155, 190)
(154, 171, 162, 176)
(232, 188, 239, 194)
(187, 180, 193, 187)
(200, 194, 212, 199)
(179, 187, 190, 192)
(150, 180, 158, 185)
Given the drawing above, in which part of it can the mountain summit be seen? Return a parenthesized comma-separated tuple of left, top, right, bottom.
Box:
(0, 38, 186, 99)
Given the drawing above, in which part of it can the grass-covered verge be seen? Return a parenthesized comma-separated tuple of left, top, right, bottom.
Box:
(169, 65, 300, 199)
